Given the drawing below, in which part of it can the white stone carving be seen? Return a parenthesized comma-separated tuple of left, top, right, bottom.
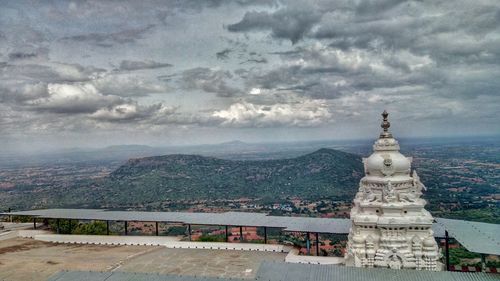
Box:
(345, 111, 441, 271)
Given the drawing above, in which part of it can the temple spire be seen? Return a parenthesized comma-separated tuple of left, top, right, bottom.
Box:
(379, 110, 393, 139)
(345, 111, 440, 271)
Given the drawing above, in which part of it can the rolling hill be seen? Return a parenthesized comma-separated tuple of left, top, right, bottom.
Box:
(2, 148, 363, 209)
(92, 148, 363, 205)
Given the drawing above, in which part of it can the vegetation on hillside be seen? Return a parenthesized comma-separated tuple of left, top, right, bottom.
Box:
(48, 219, 108, 235)
(48, 148, 363, 207)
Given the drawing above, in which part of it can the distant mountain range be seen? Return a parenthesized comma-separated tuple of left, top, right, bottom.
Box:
(4, 136, 497, 168)
(0, 139, 369, 167)
(44, 148, 363, 208)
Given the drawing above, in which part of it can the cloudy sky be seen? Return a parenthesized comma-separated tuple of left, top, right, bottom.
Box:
(1, 0, 499, 151)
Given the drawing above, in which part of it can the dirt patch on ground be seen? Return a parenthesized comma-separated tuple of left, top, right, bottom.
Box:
(117, 247, 286, 278)
(0, 239, 58, 255)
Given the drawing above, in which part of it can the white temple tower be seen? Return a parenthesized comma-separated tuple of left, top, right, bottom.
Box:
(345, 110, 441, 271)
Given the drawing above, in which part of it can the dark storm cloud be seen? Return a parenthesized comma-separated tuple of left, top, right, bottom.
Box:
(8, 52, 38, 60)
(240, 58, 268, 64)
(245, 45, 370, 98)
(61, 24, 155, 47)
(276, 82, 346, 100)
(117, 60, 173, 71)
(180, 67, 243, 97)
(312, 1, 500, 62)
(235, 0, 500, 104)
(227, 6, 322, 44)
(239, 51, 268, 64)
(216, 49, 233, 60)
(354, 0, 408, 15)
(247, 65, 302, 90)
(156, 74, 178, 81)
(173, 0, 277, 11)
(228, 0, 500, 66)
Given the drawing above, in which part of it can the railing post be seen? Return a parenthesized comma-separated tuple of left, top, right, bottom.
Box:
(306, 232, 311, 255)
(155, 222, 159, 236)
(316, 232, 320, 256)
(445, 230, 450, 271)
(225, 225, 229, 242)
(264, 227, 267, 244)
(481, 254, 487, 272)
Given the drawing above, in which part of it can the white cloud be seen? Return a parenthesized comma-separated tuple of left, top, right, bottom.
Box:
(90, 103, 144, 121)
(27, 83, 123, 114)
(89, 102, 176, 122)
(249, 88, 262, 95)
(213, 100, 332, 127)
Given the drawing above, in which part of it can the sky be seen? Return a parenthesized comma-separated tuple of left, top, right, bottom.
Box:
(1, 0, 499, 152)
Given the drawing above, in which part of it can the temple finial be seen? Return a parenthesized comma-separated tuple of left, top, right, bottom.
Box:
(380, 110, 393, 138)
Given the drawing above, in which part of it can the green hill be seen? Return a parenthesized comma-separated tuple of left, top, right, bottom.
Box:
(2, 148, 363, 209)
(93, 148, 363, 205)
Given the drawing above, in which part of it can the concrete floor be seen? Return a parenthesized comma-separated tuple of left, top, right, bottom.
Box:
(0, 237, 286, 281)
(117, 246, 285, 278)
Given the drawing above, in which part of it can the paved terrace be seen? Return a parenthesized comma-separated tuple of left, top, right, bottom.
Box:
(0, 237, 286, 281)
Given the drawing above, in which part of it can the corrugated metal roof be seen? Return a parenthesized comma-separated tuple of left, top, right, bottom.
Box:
(255, 262, 500, 281)
(48, 271, 239, 281)
(436, 218, 500, 256)
(1, 208, 350, 234)
(47, 263, 500, 281)
(2, 208, 446, 236)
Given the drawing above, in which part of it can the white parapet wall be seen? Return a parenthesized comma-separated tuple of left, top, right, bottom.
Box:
(19, 232, 292, 253)
(17, 229, 51, 238)
(1, 222, 38, 232)
(0, 230, 18, 241)
(1, 225, 49, 240)
(33, 233, 181, 246)
(5, 230, 347, 262)
(285, 248, 345, 265)
(164, 240, 291, 253)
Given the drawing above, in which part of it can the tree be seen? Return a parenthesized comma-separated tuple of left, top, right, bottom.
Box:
(73, 221, 108, 235)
